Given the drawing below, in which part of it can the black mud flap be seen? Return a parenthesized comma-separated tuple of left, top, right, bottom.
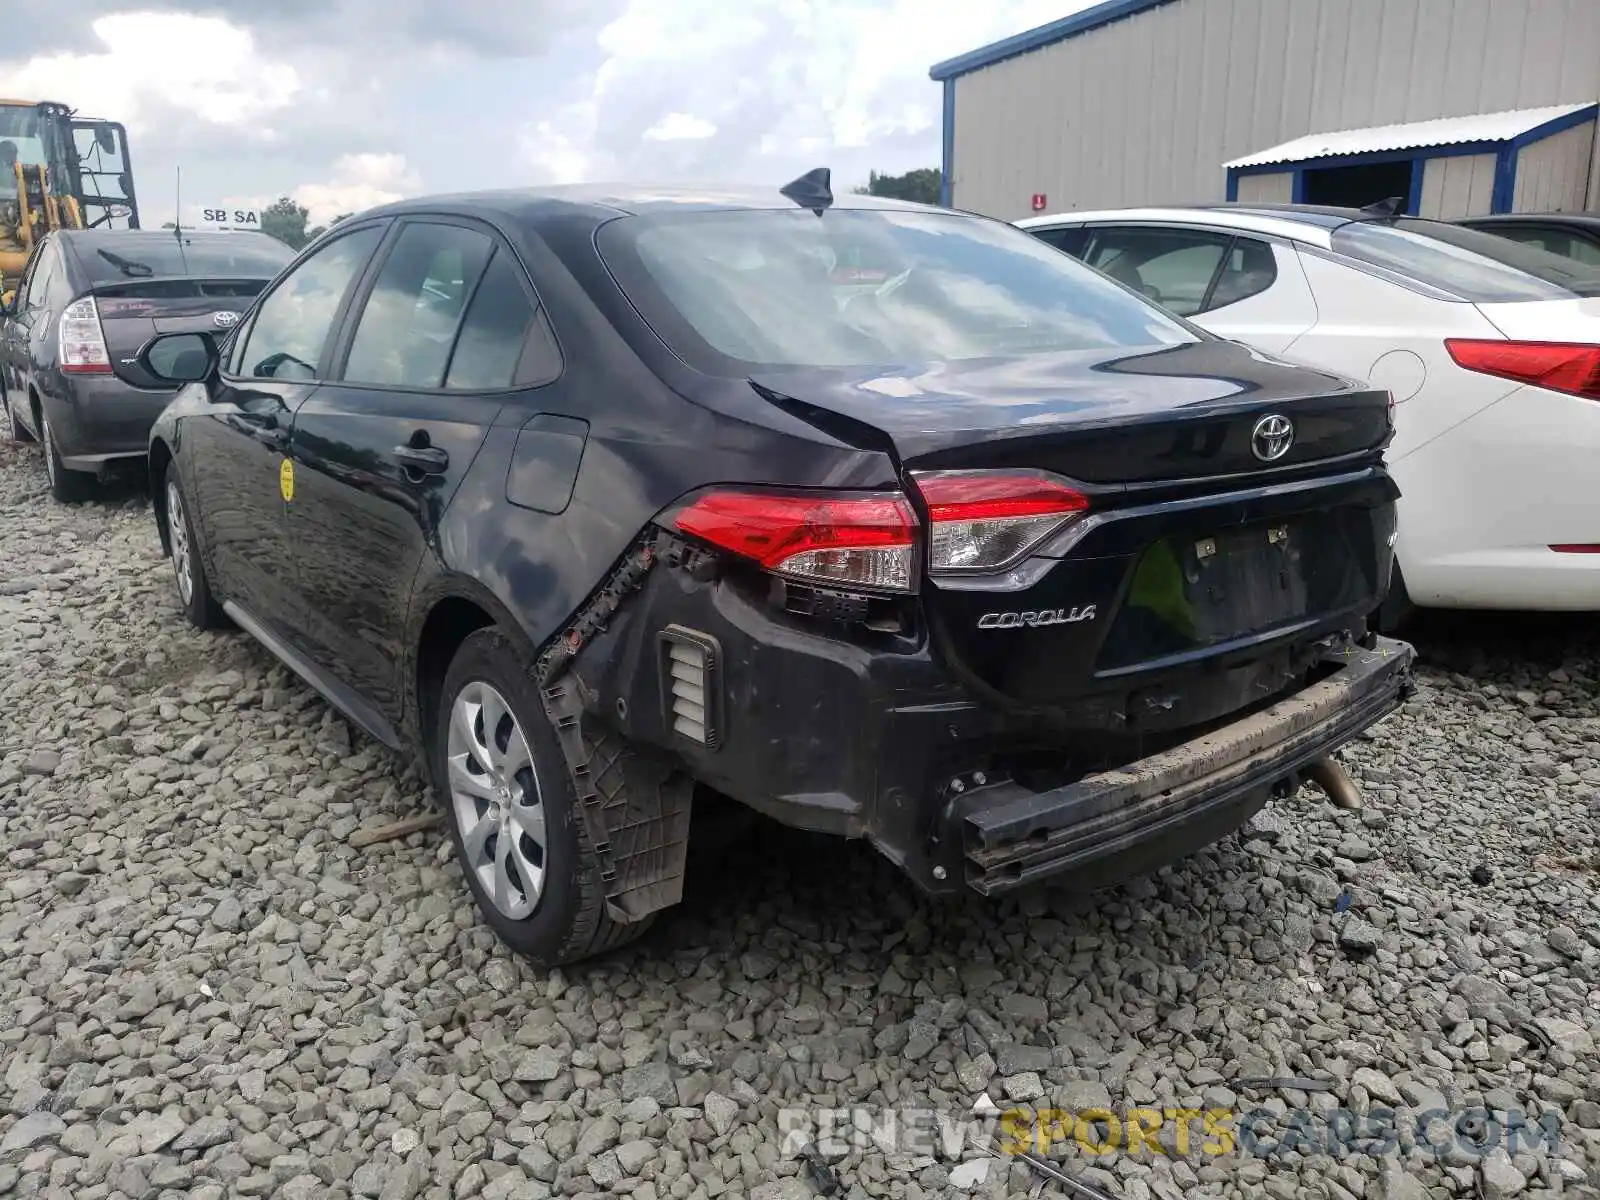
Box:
(536, 535, 694, 924)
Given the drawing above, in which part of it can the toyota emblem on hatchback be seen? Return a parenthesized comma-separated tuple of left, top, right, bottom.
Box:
(212, 310, 240, 328)
(1250, 413, 1295, 462)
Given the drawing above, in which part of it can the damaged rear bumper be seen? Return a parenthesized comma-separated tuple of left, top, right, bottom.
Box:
(954, 635, 1416, 894)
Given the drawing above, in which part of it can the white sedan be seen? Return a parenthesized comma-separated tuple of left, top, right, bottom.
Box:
(1017, 204, 1600, 621)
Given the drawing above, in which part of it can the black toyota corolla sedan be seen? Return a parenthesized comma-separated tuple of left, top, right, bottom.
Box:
(140, 174, 1415, 966)
(1, 228, 295, 500)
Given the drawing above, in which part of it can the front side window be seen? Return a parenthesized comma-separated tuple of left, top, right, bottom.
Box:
(342, 223, 495, 389)
(233, 224, 384, 380)
(1331, 219, 1600, 301)
(597, 208, 1197, 372)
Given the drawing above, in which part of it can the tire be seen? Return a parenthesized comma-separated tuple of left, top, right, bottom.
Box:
(1375, 561, 1415, 635)
(432, 627, 655, 967)
(41, 414, 90, 502)
(164, 460, 227, 630)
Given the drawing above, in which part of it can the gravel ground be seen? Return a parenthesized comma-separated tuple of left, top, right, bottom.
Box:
(2, 438, 1599, 1200)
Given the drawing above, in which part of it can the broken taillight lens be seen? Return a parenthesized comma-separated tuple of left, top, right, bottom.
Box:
(912, 469, 1090, 575)
(1445, 339, 1600, 400)
(673, 489, 919, 593)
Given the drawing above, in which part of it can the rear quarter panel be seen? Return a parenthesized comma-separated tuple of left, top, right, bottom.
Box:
(1283, 250, 1515, 459)
(403, 216, 898, 730)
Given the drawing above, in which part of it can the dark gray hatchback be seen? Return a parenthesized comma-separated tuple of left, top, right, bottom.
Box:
(0, 228, 294, 500)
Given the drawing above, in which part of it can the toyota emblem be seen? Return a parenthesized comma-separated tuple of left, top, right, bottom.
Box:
(1250, 413, 1295, 463)
(212, 310, 241, 329)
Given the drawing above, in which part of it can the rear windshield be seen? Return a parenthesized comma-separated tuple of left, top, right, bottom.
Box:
(597, 208, 1199, 370)
(1330, 219, 1600, 301)
(77, 235, 294, 285)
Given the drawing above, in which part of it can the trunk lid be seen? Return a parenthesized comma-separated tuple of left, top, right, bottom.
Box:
(1473, 297, 1600, 344)
(89, 277, 267, 388)
(749, 340, 1391, 483)
(753, 340, 1397, 720)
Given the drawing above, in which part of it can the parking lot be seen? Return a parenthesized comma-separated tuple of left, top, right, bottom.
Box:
(1, 436, 1598, 1200)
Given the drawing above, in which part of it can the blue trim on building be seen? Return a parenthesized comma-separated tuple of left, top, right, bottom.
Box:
(929, 0, 1180, 81)
(940, 79, 955, 207)
(1224, 168, 1239, 202)
(1405, 159, 1424, 215)
(1227, 141, 1506, 176)
(1501, 104, 1599, 211)
(1290, 169, 1307, 203)
(1491, 146, 1518, 214)
(1508, 103, 1599, 149)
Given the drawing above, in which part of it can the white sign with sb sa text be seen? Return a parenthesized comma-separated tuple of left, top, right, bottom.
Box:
(192, 206, 261, 230)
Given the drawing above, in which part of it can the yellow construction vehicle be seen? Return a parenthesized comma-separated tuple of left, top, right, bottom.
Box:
(1, 98, 140, 302)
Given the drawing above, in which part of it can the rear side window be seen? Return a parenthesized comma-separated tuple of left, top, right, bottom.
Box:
(1085, 228, 1232, 316)
(232, 225, 383, 380)
(444, 249, 548, 390)
(1330, 220, 1600, 301)
(342, 222, 495, 389)
(1482, 226, 1600, 269)
(25, 248, 57, 311)
(1208, 238, 1278, 310)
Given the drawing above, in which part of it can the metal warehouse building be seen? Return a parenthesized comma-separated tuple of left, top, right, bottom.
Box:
(931, 0, 1600, 221)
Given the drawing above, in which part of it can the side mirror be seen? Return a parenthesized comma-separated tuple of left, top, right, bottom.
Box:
(138, 331, 218, 385)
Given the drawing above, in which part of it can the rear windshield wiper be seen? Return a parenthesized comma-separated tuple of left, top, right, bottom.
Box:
(97, 248, 155, 278)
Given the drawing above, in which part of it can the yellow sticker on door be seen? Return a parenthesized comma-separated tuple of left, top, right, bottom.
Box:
(279, 457, 294, 502)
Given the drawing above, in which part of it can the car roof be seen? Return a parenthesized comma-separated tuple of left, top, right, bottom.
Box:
(359, 184, 942, 228)
(1015, 203, 1385, 247)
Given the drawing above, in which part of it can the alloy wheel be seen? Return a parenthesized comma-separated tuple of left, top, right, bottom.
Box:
(446, 680, 547, 919)
(167, 478, 195, 606)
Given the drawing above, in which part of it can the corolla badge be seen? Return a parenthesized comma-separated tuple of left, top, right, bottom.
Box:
(977, 606, 1097, 630)
(1250, 413, 1295, 463)
(212, 310, 241, 328)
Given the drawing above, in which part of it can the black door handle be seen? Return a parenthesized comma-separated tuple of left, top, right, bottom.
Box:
(394, 444, 448, 475)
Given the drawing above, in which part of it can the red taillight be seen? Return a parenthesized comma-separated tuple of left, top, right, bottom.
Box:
(1445, 339, 1600, 400)
(913, 470, 1090, 575)
(673, 490, 918, 592)
(1551, 544, 1600, 554)
(59, 296, 113, 374)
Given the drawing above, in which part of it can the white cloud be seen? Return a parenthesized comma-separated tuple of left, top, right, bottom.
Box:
(643, 112, 717, 142)
(1, 12, 301, 132)
(292, 152, 420, 222)
(518, 0, 1082, 186)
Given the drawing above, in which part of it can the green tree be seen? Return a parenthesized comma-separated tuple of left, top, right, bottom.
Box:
(260, 196, 312, 249)
(854, 168, 942, 206)
(305, 212, 354, 243)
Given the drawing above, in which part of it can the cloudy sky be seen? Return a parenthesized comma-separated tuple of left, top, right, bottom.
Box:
(1, 0, 1087, 226)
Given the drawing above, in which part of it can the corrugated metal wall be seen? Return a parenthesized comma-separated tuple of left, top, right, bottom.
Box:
(951, 0, 1600, 219)
(1513, 119, 1596, 211)
(1419, 154, 1500, 218)
(1235, 172, 1293, 204)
